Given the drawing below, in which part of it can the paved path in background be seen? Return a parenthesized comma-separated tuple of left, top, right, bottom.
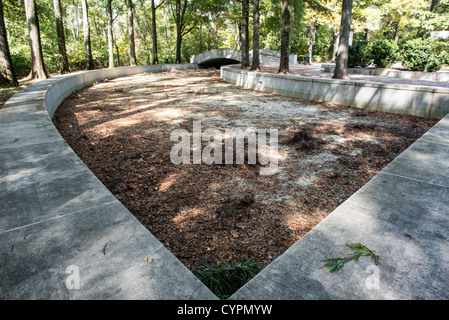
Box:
(260, 54, 449, 89)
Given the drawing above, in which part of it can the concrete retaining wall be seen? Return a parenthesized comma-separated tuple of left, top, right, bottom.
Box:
(0, 63, 218, 299)
(322, 63, 449, 81)
(221, 65, 449, 119)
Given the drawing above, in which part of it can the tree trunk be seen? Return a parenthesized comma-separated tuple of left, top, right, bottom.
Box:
(0, 0, 18, 86)
(151, 0, 159, 64)
(73, 0, 80, 40)
(81, 0, 94, 70)
(126, 0, 137, 65)
(307, 20, 316, 64)
(176, 26, 182, 63)
(240, 0, 250, 67)
(163, 7, 172, 60)
(332, 0, 353, 80)
(134, 9, 151, 64)
(115, 42, 120, 66)
(107, 0, 114, 68)
(332, 28, 340, 63)
(53, 0, 70, 73)
(24, 0, 48, 79)
(393, 19, 400, 43)
(278, 0, 291, 74)
(364, 27, 370, 42)
(234, 23, 239, 50)
(250, 0, 260, 71)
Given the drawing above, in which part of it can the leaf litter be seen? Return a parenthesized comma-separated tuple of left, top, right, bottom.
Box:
(53, 68, 437, 270)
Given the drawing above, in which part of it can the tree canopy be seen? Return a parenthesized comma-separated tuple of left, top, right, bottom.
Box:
(0, 0, 447, 81)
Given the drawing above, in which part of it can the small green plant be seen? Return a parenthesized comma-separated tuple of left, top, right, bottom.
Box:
(192, 256, 261, 300)
(320, 243, 380, 273)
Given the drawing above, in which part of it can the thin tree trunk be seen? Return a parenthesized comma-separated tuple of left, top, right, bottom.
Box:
(250, 0, 260, 71)
(53, 0, 70, 73)
(81, 0, 93, 70)
(240, 0, 250, 67)
(24, 0, 48, 79)
(107, 0, 114, 68)
(163, 7, 172, 60)
(278, 0, 291, 74)
(393, 20, 400, 43)
(126, 0, 137, 65)
(364, 27, 370, 42)
(176, 26, 182, 63)
(135, 10, 151, 64)
(332, 28, 339, 63)
(234, 23, 239, 50)
(307, 20, 316, 64)
(333, 0, 353, 80)
(0, 0, 18, 86)
(115, 41, 120, 66)
(73, 0, 80, 40)
(151, 0, 159, 64)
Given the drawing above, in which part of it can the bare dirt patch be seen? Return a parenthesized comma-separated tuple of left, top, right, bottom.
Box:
(53, 68, 437, 270)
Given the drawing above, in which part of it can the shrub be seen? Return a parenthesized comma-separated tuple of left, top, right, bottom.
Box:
(348, 41, 368, 68)
(400, 38, 448, 72)
(363, 39, 399, 68)
(10, 44, 31, 77)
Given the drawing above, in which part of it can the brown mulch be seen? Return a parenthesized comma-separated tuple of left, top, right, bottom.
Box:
(53, 68, 438, 270)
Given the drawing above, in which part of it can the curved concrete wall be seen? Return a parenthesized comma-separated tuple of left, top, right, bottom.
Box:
(0, 63, 218, 299)
(221, 65, 449, 119)
(322, 63, 449, 82)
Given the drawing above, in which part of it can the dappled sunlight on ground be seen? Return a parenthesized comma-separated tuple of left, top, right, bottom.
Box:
(53, 68, 438, 270)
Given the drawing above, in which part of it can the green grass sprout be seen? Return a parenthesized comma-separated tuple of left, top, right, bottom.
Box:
(320, 243, 380, 273)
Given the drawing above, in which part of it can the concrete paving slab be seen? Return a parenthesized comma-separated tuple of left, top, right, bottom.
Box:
(0, 116, 64, 150)
(382, 117, 449, 187)
(230, 171, 449, 300)
(0, 200, 216, 299)
(0, 140, 118, 232)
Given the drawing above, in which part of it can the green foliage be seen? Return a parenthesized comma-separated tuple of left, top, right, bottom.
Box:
(320, 243, 380, 273)
(400, 38, 449, 72)
(192, 256, 261, 300)
(363, 39, 399, 68)
(3, 0, 448, 76)
(348, 41, 368, 68)
(9, 43, 30, 76)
